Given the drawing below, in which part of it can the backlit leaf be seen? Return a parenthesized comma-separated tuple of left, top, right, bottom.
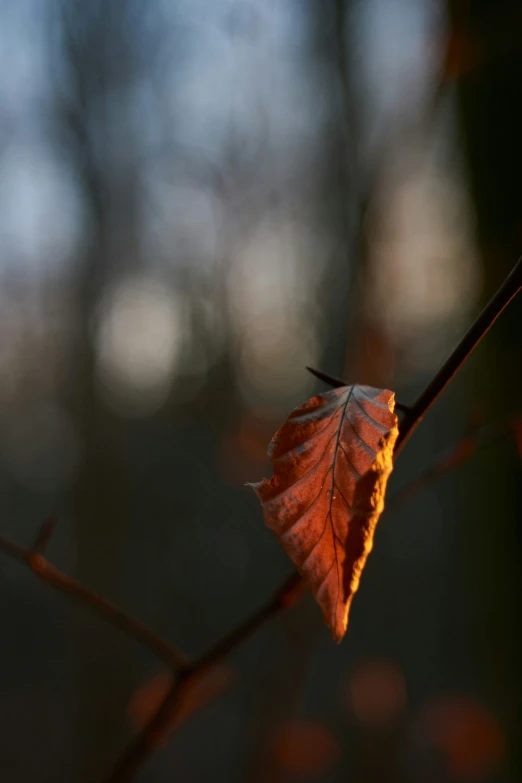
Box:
(251, 385, 398, 642)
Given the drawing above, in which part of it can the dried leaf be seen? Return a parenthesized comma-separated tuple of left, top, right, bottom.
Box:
(251, 385, 398, 642)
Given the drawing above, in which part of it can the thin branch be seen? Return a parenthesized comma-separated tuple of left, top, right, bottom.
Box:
(32, 516, 59, 554)
(105, 675, 183, 783)
(395, 256, 522, 453)
(106, 572, 306, 782)
(107, 257, 522, 782)
(305, 366, 412, 413)
(4, 260, 522, 780)
(387, 413, 520, 512)
(0, 532, 188, 671)
(309, 254, 522, 435)
(305, 365, 346, 388)
(192, 572, 306, 674)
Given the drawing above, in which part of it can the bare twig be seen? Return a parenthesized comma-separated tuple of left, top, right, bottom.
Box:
(106, 676, 184, 783)
(396, 256, 522, 452)
(388, 414, 520, 512)
(308, 256, 522, 444)
(0, 531, 188, 670)
(305, 366, 412, 413)
(105, 572, 305, 782)
(2, 409, 518, 783)
(106, 257, 522, 781)
(107, 412, 522, 781)
(32, 516, 59, 554)
(3, 259, 522, 781)
(192, 573, 306, 674)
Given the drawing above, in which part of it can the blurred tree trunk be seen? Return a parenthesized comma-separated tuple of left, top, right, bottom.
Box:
(55, 2, 140, 777)
(311, 0, 359, 377)
(447, 1, 522, 779)
(69, 183, 134, 782)
(243, 1, 361, 777)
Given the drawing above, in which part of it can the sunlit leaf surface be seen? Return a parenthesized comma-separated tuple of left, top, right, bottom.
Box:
(252, 385, 398, 641)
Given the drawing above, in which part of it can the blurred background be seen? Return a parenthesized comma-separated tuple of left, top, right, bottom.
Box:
(0, 0, 521, 781)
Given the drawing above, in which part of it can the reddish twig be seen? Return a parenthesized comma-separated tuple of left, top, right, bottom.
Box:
(4, 412, 517, 783)
(107, 257, 522, 782)
(305, 366, 413, 414)
(388, 414, 520, 512)
(105, 572, 305, 782)
(32, 515, 59, 554)
(396, 256, 522, 452)
(0, 525, 188, 671)
(308, 257, 522, 454)
(2, 411, 519, 782)
(3, 259, 522, 782)
(106, 676, 184, 783)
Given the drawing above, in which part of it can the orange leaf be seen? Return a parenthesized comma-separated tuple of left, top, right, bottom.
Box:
(251, 385, 398, 642)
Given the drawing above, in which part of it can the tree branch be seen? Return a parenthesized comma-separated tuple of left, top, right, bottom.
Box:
(395, 256, 522, 452)
(105, 676, 183, 783)
(305, 366, 412, 413)
(106, 256, 522, 782)
(0, 526, 188, 671)
(387, 413, 520, 511)
(105, 572, 306, 782)
(308, 256, 522, 448)
(2, 258, 521, 782)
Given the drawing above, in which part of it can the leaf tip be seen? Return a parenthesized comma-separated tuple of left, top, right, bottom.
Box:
(246, 478, 267, 501)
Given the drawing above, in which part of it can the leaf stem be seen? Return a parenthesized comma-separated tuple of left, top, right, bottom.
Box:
(305, 366, 412, 413)
(395, 256, 522, 453)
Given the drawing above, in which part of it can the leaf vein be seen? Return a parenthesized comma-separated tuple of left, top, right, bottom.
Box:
(283, 468, 332, 533)
(333, 481, 352, 510)
(315, 555, 336, 594)
(274, 409, 342, 460)
(338, 443, 362, 477)
(267, 430, 338, 503)
(357, 386, 391, 410)
(329, 387, 356, 624)
(352, 393, 388, 430)
(301, 512, 330, 569)
(344, 415, 377, 454)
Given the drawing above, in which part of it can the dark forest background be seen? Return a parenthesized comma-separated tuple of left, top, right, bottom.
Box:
(0, 1, 521, 781)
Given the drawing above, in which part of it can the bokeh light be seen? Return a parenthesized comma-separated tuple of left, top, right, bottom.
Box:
(417, 695, 506, 781)
(270, 720, 340, 779)
(345, 658, 407, 728)
(238, 311, 319, 407)
(95, 275, 187, 416)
